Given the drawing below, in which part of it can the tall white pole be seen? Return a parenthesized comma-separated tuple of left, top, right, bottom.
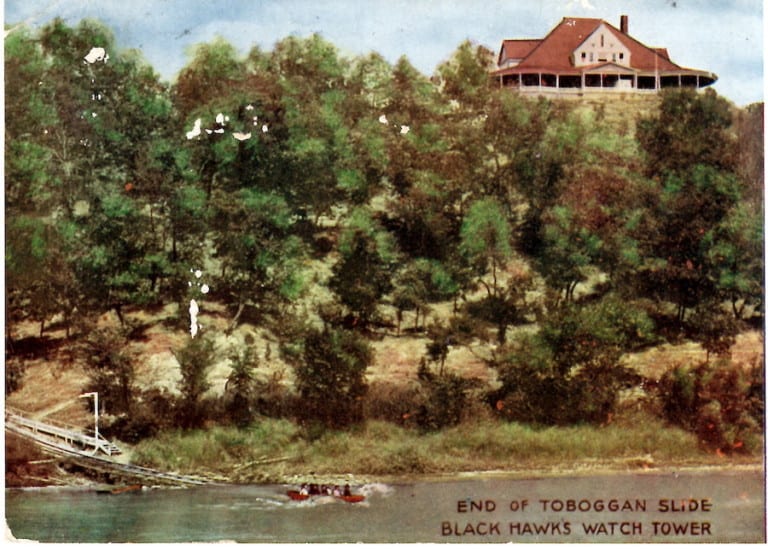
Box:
(79, 392, 99, 441)
(94, 392, 99, 441)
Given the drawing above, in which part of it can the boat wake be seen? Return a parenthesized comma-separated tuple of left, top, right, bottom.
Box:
(358, 483, 394, 498)
(284, 482, 394, 508)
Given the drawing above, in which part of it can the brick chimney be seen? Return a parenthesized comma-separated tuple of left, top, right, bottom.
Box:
(620, 15, 629, 34)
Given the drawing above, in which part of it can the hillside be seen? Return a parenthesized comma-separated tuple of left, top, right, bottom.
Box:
(5, 20, 764, 486)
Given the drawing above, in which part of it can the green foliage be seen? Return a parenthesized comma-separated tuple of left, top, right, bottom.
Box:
(175, 37, 246, 114)
(707, 201, 764, 317)
(225, 346, 259, 427)
(538, 205, 602, 300)
(657, 360, 763, 453)
(436, 40, 495, 108)
(637, 88, 737, 177)
(294, 327, 371, 431)
(4, 18, 763, 449)
(496, 295, 650, 424)
(330, 213, 396, 324)
(460, 197, 512, 295)
(80, 328, 136, 415)
(416, 366, 475, 432)
(685, 301, 740, 360)
(172, 336, 217, 428)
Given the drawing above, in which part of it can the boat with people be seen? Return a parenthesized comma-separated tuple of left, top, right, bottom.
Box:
(287, 483, 365, 503)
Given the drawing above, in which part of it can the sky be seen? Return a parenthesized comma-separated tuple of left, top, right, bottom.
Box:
(3, 0, 764, 106)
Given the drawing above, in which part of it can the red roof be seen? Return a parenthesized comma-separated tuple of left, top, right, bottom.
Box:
(498, 39, 541, 65)
(494, 16, 687, 74)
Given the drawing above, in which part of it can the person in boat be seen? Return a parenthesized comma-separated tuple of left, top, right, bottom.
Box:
(332, 485, 342, 497)
(343, 484, 351, 497)
(299, 483, 309, 496)
(309, 483, 320, 495)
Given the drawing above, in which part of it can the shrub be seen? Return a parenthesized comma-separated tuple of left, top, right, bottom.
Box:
(5, 358, 25, 395)
(415, 360, 478, 431)
(494, 295, 646, 425)
(100, 388, 177, 443)
(657, 359, 763, 453)
(224, 346, 258, 428)
(364, 381, 425, 424)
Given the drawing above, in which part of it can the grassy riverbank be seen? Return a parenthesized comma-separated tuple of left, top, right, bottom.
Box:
(129, 411, 762, 485)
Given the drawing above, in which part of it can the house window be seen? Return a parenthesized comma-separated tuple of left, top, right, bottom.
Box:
(612, 53, 616, 62)
(589, 52, 594, 62)
(601, 34, 604, 47)
(581, 52, 586, 60)
(619, 53, 624, 60)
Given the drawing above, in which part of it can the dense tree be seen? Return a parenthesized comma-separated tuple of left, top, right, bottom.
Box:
(4, 18, 763, 439)
(175, 38, 246, 116)
(294, 327, 371, 430)
(224, 346, 259, 427)
(211, 187, 307, 327)
(81, 328, 136, 416)
(329, 208, 397, 326)
(436, 40, 495, 109)
(637, 88, 737, 178)
(172, 336, 217, 428)
(495, 295, 651, 424)
(633, 89, 747, 322)
(459, 197, 512, 297)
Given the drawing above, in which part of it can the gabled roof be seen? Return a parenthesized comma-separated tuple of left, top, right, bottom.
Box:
(498, 39, 541, 65)
(495, 16, 684, 74)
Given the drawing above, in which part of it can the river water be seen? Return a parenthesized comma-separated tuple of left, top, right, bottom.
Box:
(5, 469, 765, 543)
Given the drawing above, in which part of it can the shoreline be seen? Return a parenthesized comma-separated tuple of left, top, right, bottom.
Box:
(7, 460, 764, 491)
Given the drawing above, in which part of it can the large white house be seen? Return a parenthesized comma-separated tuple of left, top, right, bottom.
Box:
(493, 15, 717, 96)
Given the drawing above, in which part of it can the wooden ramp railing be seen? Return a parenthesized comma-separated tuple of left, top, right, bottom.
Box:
(5, 408, 210, 486)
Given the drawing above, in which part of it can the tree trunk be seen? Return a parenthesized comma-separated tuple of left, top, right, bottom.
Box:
(227, 302, 246, 335)
(114, 305, 125, 326)
(497, 321, 507, 345)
